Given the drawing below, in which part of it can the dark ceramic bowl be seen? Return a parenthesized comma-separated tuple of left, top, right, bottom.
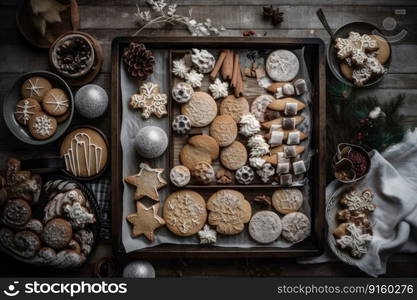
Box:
(3, 71, 74, 145)
(327, 22, 391, 88)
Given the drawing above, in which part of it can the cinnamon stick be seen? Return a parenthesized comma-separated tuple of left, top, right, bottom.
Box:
(210, 50, 227, 81)
(231, 53, 240, 87)
(234, 65, 244, 97)
(221, 50, 234, 80)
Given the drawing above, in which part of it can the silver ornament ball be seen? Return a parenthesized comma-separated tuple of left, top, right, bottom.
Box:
(135, 126, 168, 159)
(75, 84, 109, 119)
(123, 261, 155, 278)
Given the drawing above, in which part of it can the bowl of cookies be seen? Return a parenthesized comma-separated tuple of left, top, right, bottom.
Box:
(327, 22, 391, 87)
(3, 71, 74, 145)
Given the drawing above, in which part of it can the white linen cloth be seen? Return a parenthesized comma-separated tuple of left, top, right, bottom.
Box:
(300, 129, 417, 276)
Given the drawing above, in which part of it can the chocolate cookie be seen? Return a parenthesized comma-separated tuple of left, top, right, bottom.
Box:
(1, 199, 32, 227)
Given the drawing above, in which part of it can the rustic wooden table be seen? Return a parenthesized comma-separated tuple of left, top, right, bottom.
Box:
(0, 0, 416, 277)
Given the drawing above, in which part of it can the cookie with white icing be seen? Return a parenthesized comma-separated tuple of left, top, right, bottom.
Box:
(191, 49, 215, 73)
(207, 189, 251, 235)
(256, 163, 275, 183)
(28, 112, 57, 140)
(170, 165, 191, 187)
(14, 98, 42, 126)
(163, 190, 207, 236)
(42, 218, 73, 250)
(60, 128, 108, 178)
(336, 222, 372, 258)
(172, 114, 191, 135)
(198, 224, 217, 244)
(249, 211, 282, 244)
(266, 50, 300, 82)
(250, 95, 274, 122)
(42, 88, 70, 116)
(21, 76, 52, 102)
(172, 82, 194, 104)
(272, 188, 303, 214)
(130, 82, 168, 119)
(281, 212, 311, 243)
(235, 165, 255, 185)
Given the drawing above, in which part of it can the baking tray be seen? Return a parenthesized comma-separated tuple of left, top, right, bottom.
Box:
(111, 37, 326, 258)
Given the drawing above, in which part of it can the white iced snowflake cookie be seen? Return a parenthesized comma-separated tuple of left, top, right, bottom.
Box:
(172, 57, 190, 79)
(191, 49, 215, 73)
(340, 188, 376, 213)
(172, 82, 194, 104)
(239, 114, 261, 137)
(129, 82, 168, 119)
(170, 165, 191, 187)
(209, 78, 229, 99)
(256, 163, 275, 183)
(336, 223, 372, 258)
(249, 157, 266, 169)
(185, 70, 204, 88)
(198, 224, 217, 244)
(247, 135, 270, 157)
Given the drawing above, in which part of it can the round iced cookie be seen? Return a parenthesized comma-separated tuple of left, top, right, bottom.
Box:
(181, 91, 217, 127)
(272, 188, 303, 214)
(14, 98, 42, 126)
(249, 211, 282, 244)
(42, 88, 70, 116)
(28, 112, 57, 140)
(266, 50, 299, 82)
(281, 212, 311, 243)
(172, 82, 194, 104)
(163, 190, 207, 236)
(170, 165, 191, 187)
(220, 141, 247, 170)
(41, 218, 73, 249)
(21, 76, 53, 102)
(60, 128, 108, 178)
(219, 95, 250, 123)
(209, 115, 237, 147)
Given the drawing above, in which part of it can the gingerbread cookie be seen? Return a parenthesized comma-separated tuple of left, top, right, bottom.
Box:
(340, 188, 376, 213)
(335, 32, 378, 66)
(130, 82, 168, 119)
(60, 128, 108, 178)
(249, 211, 282, 244)
(336, 222, 372, 258)
(370, 35, 390, 64)
(281, 212, 311, 243)
(124, 163, 167, 201)
(250, 95, 274, 122)
(180, 135, 219, 169)
(41, 218, 73, 249)
(220, 95, 250, 123)
(272, 189, 303, 214)
(181, 91, 217, 127)
(42, 88, 70, 116)
(172, 82, 194, 104)
(21, 76, 52, 102)
(126, 202, 165, 241)
(28, 112, 57, 140)
(207, 189, 251, 235)
(339, 61, 353, 80)
(209, 115, 237, 147)
(192, 162, 215, 184)
(266, 50, 299, 82)
(163, 190, 207, 236)
(170, 165, 191, 187)
(14, 98, 41, 126)
(220, 141, 247, 170)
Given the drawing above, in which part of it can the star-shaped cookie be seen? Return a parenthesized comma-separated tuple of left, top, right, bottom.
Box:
(124, 163, 167, 201)
(129, 82, 168, 119)
(126, 202, 165, 241)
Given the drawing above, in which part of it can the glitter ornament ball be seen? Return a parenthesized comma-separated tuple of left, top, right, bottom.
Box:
(123, 261, 155, 278)
(74, 84, 109, 119)
(134, 126, 168, 158)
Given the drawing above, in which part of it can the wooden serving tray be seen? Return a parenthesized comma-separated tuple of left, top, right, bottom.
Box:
(111, 37, 326, 259)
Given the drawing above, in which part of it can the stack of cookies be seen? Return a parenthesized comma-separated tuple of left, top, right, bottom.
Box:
(0, 158, 96, 268)
(15, 76, 71, 140)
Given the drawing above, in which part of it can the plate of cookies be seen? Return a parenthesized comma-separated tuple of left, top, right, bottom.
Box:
(3, 71, 74, 145)
(111, 37, 326, 257)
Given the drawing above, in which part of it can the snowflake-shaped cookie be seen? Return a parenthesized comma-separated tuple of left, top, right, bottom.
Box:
(340, 188, 376, 213)
(129, 82, 168, 119)
(185, 70, 204, 88)
(336, 223, 372, 258)
(335, 32, 378, 65)
(209, 78, 229, 99)
(172, 58, 190, 79)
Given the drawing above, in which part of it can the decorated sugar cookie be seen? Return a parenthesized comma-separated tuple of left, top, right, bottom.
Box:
(28, 112, 57, 140)
(266, 50, 299, 82)
(42, 88, 70, 116)
(21, 76, 52, 102)
(14, 98, 41, 126)
(130, 82, 168, 119)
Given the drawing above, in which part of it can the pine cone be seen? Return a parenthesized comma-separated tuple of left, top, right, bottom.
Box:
(122, 42, 155, 80)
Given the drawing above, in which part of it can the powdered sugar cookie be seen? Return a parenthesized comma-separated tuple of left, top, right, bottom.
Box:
(170, 165, 191, 187)
(251, 95, 274, 122)
(281, 212, 311, 243)
(249, 211, 282, 244)
(181, 92, 217, 127)
(266, 50, 299, 82)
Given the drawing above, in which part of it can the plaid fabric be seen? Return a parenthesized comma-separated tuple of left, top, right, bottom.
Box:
(85, 177, 111, 242)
